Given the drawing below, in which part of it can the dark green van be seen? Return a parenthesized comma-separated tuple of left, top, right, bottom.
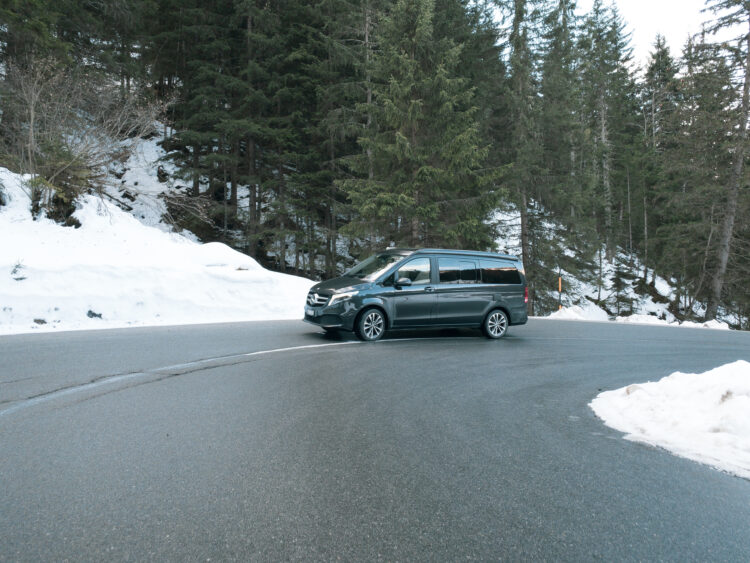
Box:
(303, 248, 528, 341)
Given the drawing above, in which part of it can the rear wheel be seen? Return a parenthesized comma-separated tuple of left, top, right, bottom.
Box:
(356, 308, 386, 341)
(483, 309, 508, 339)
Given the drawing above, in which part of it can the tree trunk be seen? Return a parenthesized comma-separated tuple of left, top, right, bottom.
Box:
(278, 177, 287, 272)
(599, 94, 613, 260)
(230, 140, 239, 212)
(519, 187, 530, 273)
(643, 195, 648, 281)
(365, 0, 374, 182)
(327, 133, 337, 278)
(191, 146, 200, 196)
(247, 137, 258, 257)
(626, 167, 632, 256)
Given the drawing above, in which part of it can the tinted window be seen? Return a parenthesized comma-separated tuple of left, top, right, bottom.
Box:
(460, 260, 478, 284)
(438, 258, 460, 283)
(396, 258, 431, 285)
(480, 260, 522, 284)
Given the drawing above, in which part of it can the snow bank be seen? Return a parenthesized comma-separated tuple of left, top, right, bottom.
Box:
(679, 319, 731, 330)
(615, 313, 670, 326)
(614, 314, 730, 330)
(590, 361, 750, 480)
(547, 304, 730, 331)
(548, 302, 609, 322)
(0, 167, 314, 335)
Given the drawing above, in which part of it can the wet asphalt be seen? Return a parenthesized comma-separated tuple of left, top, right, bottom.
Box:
(1, 319, 749, 561)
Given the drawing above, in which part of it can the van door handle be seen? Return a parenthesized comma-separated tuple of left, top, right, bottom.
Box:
(425, 286, 435, 292)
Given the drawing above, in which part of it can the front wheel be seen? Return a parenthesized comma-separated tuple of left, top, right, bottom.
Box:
(483, 309, 508, 339)
(356, 308, 386, 341)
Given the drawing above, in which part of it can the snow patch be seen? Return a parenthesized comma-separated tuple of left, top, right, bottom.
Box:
(615, 314, 670, 326)
(680, 319, 731, 331)
(548, 304, 731, 330)
(548, 302, 609, 322)
(590, 361, 750, 480)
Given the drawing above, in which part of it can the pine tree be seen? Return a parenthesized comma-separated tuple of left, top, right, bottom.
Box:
(227, 0, 279, 260)
(639, 34, 678, 280)
(577, 0, 635, 259)
(0, 0, 66, 63)
(287, 0, 364, 277)
(342, 0, 496, 249)
(702, 0, 750, 320)
(159, 0, 243, 241)
(655, 36, 737, 316)
(539, 0, 582, 219)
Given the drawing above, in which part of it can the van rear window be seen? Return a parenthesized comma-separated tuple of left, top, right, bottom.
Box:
(480, 260, 521, 284)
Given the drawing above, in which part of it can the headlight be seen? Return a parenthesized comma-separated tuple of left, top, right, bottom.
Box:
(328, 291, 357, 305)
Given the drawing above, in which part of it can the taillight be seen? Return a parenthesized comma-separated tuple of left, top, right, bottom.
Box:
(524, 287, 529, 303)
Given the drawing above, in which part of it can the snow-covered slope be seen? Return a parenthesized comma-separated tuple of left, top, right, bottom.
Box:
(492, 205, 733, 330)
(0, 166, 313, 335)
(0, 134, 735, 335)
(109, 133, 195, 235)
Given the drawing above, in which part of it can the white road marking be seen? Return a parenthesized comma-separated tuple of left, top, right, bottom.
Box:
(0, 341, 362, 418)
(0, 337, 462, 418)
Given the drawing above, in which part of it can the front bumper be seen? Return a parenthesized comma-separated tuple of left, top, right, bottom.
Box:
(303, 302, 358, 331)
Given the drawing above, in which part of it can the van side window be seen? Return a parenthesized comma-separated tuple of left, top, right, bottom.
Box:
(460, 260, 478, 284)
(480, 260, 521, 284)
(396, 258, 431, 285)
(438, 258, 460, 283)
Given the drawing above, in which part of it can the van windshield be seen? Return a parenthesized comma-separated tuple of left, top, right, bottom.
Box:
(345, 253, 407, 281)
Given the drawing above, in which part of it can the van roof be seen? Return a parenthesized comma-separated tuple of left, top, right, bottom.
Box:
(385, 248, 520, 262)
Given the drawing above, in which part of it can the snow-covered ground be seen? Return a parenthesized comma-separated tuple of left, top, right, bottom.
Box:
(0, 151, 734, 334)
(0, 165, 313, 335)
(493, 204, 733, 330)
(591, 361, 750, 480)
(548, 304, 730, 330)
(110, 132, 190, 234)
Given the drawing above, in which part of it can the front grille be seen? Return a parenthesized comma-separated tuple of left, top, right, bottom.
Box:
(306, 291, 329, 307)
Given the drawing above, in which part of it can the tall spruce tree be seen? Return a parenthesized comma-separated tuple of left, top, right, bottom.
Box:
(0, 0, 66, 62)
(640, 35, 678, 280)
(539, 0, 581, 218)
(578, 0, 635, 259)
(535, 0, 600, 313)
(291, 0, 363, 277)
(702, 0, 750, 320)
(342, 0, 495, 249)
(655, 36, 737, 316)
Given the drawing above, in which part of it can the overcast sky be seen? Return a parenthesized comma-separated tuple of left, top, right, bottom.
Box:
(576, 0, 718, 67)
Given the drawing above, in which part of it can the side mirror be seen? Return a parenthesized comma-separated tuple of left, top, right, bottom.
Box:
(395, 277, 412, 288)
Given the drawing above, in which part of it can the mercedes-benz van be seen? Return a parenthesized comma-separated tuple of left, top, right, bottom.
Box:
(303, 248, 528, 341)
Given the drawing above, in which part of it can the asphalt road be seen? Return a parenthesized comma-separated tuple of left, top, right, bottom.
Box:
(1, 319, 749, 561)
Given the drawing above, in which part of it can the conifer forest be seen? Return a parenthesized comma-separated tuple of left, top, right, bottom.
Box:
(1, 0, 749, 324)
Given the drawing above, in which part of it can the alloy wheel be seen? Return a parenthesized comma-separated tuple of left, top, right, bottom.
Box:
(486, 310, 508, 338)
(361, 310, 385, 341)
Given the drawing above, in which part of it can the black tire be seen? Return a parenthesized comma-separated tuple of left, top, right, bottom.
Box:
(483, 309, 508, 339)
(356, 308, 386, 341)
